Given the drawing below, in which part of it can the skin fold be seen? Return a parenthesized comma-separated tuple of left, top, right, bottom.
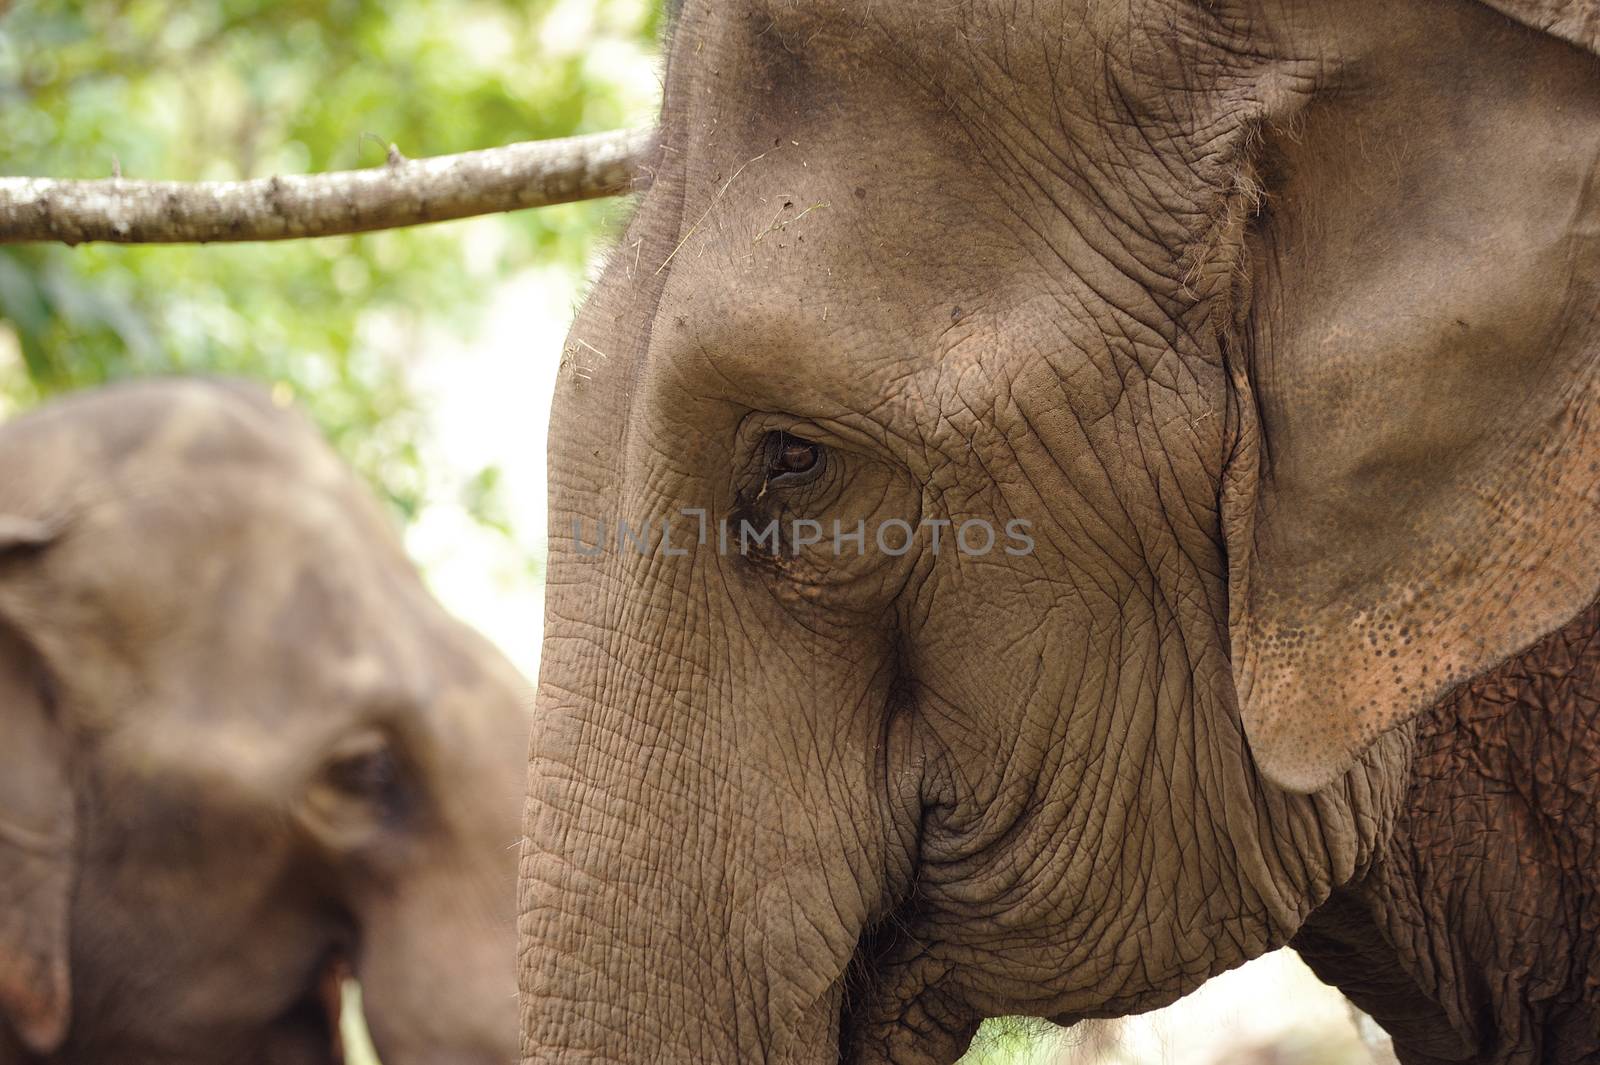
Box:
(0, 379, 531, 1065)
(522, 1, 1600, 1063)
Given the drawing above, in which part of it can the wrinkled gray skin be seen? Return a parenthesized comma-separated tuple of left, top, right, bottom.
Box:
(0, 379, 529, 1065)
(524, 0, 1600, 1063)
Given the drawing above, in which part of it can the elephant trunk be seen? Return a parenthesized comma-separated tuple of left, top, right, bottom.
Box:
(519, 681, 911, 1065)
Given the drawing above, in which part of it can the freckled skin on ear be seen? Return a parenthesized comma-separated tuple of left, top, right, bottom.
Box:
(1225, 0, 1600, 790)
(1294, 595, 1600, 1064)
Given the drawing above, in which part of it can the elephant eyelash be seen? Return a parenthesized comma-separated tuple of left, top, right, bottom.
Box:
(759, 431, 828, 492)
(726, 430, 841, 568)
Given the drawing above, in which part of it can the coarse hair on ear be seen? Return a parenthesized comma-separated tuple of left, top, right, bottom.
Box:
(1221, 0, 1600, 791)
(0, 516, 74, 1055)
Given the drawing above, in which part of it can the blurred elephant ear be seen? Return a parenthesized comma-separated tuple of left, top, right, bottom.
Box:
(0, 517, 74, 1054)
(1222, 2, 1600, 792)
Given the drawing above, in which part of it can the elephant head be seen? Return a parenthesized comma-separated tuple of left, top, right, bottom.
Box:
(0, 378, 530, 1065)
(523, 0, 1600, 1062)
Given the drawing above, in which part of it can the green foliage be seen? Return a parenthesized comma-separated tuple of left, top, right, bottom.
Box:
(0, 0, 657, 521)
(961, 1018, 1070, 1065)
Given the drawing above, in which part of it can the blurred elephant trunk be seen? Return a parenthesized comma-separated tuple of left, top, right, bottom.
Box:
(357, 861, 519, 1065)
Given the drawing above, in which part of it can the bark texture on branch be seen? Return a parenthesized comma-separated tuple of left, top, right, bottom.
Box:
(0, 128, 654, 246)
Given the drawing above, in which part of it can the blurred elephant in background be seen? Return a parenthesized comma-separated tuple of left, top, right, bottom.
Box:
(0, 379, 530, 1065)
(522, 0, 1600, 1063)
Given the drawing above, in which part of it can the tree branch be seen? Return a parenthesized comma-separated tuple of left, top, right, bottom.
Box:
(0, 128, 655, 246)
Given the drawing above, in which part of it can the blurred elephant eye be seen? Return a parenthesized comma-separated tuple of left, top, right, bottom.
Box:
(304, 727, 410, 844)
(326, 745, 398, 798)
(767, 432, 823, 480)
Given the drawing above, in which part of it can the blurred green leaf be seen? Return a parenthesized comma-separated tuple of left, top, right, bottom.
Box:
(0, 0, 656, 525)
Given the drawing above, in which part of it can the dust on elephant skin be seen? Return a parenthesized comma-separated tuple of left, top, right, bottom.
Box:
(0, 379, 530, 1065)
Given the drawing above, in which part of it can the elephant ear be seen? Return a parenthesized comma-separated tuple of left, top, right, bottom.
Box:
(1474, 1, 1600, 55)
(0, 517, 74, 1054)
(1223, 1, 1600, 791)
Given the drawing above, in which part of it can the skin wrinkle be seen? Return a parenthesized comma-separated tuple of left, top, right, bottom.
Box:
(523, 1, 1600, 1063)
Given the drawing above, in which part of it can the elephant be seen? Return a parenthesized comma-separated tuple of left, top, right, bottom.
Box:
(520, 0, 1600, 1063)
(0, 378, 530, 1065)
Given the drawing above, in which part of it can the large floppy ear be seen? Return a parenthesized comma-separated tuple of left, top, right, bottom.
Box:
(0, 516, 74, 1054)
(1222, 1, 1600, 791)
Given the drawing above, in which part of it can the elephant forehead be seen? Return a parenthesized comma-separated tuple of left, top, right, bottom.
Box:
(649, 12, 1243, 392)
(688, 0, 1254, 144)
(707, 0, 1156, 83)
(649, 151, 1206, 439)
(35, 478, 429, 696)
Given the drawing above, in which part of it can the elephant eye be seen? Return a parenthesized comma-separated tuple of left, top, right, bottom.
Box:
(311, 728, 407, 821)
(766, 432, 824, 482)
(326, 744, 399, 799)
